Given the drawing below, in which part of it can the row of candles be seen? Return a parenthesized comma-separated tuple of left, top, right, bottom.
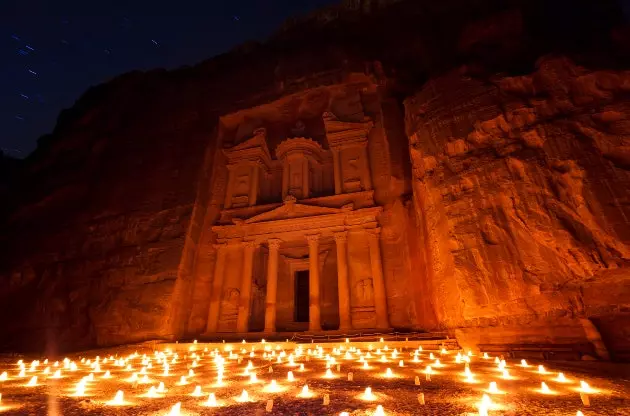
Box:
(0, 339, 602, 415)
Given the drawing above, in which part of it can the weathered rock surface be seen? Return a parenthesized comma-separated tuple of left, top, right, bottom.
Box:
(406, 56, 630, 358)
(1, 0, 629, 359)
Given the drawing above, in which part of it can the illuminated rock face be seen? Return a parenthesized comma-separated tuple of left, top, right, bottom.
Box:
(405, 57, 630, 355)
(0, 1, 629, 358)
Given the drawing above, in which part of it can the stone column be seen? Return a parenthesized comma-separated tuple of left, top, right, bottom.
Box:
(236, 241, 257, 333)
(332, 149, 342, 194)
(205, 243, 227, 334)
(264, 239, 282, 333)
(334, 231, 352, 330)
(306, 234, 322, 332)
(302, 159, 310, 199)
(367, 229, 389, 329)
(282, 160, 289, 199)
(361, 146, 372, 191)
(248, 165, 259, 206)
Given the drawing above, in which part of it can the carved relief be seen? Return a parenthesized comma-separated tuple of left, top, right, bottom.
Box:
(276, 137, 324, 199)
(223, 129, 272, 208)
(354, 278, 374, 306)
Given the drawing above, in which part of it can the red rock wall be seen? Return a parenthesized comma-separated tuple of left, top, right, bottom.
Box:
(405, 56, 630, 358)
(1, 0, 628, 358)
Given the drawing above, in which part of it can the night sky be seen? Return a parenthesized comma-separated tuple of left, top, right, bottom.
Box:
(0, 0, 338, 158)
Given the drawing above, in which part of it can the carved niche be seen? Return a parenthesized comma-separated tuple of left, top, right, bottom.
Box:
(275, 138, 324, 200)
(323, 112, 374, 195)
(223, 128, 272, 208)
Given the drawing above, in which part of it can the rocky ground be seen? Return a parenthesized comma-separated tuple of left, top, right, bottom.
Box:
(0, 342, 628, 415)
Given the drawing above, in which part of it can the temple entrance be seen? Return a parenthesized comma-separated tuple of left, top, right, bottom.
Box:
(294, 270, 310, 323)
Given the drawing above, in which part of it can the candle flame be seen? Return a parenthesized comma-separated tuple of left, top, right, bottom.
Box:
(540, 382, 551, 394)
(26, 376, 37, 386)
(109, 390, 125, 405)
(298, 384, 312, 398)
(237, 389, 249, 402)
(167, 402, 181, 416)
(74, 380, 86, 396)
(205, 393, 218, 407)
(488, 381, 500, 394)
(362, 386, 376, 401)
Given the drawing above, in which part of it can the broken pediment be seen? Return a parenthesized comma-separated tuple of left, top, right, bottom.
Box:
(223, 127, 272, 169)
(244, 198, 352, 224)
(323, 111, 373, 148)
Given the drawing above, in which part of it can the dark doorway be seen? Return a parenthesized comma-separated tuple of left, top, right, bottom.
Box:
(294, 270, 310, 323)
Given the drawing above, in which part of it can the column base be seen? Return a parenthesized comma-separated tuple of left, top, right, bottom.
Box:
(196, 327, 396, 343)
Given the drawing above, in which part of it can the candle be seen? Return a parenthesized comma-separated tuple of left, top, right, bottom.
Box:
(192, 385, 203, 397)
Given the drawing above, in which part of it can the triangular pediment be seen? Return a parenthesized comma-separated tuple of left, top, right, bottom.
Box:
(244, 202, 348, 224)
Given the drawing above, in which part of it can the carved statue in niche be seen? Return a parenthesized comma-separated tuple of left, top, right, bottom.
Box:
(291, 120, 306, 136)
(235, 172, 250, 197)
(221, 288, 240, 318)
(346, 156, 361, 181)
(353, 278, 374, 307)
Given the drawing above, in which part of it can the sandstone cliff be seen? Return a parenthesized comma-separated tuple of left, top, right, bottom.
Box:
(1, 0, 629, 359)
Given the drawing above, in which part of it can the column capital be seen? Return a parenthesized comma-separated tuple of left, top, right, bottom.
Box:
(305, 233, 320, 245)
(366, 227, 381, 239)
(212, 242, 227, 250)
(243, 240, 260, 249)
(268, 238, 282, 250)
(333, 231, 347, 243)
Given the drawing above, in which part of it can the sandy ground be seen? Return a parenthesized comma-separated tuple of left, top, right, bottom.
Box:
(0, 342, 628, 415)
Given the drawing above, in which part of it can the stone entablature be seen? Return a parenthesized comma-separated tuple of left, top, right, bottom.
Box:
(212, 200, 382, 244)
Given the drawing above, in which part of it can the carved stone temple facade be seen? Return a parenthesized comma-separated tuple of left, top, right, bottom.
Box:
(196, 86, 420, 336)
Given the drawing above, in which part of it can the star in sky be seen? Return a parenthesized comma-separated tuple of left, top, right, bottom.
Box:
(0, 0, 337, 158)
